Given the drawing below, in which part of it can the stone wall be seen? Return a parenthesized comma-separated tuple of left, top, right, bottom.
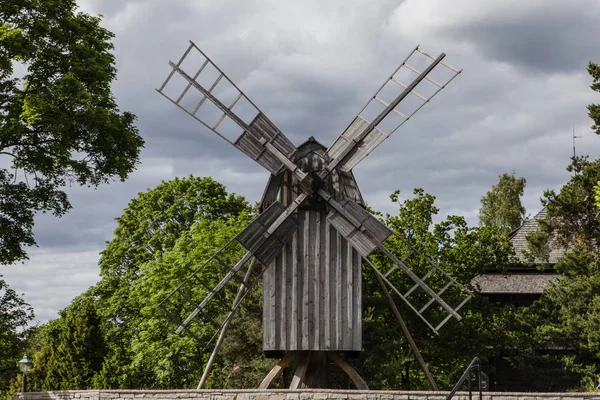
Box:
(13, 390, 600, 400)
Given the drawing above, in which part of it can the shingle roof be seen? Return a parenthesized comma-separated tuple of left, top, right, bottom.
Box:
(509, 208, 566, 264)
(473, 273, 558, 294)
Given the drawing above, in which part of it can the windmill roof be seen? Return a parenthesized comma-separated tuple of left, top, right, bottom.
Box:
(473, 272, 558, 294)
(509, 208, 567, 264)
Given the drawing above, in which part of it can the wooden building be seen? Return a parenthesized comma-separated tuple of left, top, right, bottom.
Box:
(260, 138, 364, 357)
(473, 208, 562, 307)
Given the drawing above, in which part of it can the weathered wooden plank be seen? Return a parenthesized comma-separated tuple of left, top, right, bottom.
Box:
(313, 211, 321, 350)
(271, 252, 279, 349)
(291, 230, 298, 350)
(263, 257, 274, 349)
(302, 211, 310, 349)
(353, 247, 362, 348)
(344, 241, 352, 350)
(340, 234, 347, 349)
(324, 219, 331, 350)
(342, 199, 392, 244)
(279, 239, 288, 349)
(236, 201, 285, 250)
(289, 352, 310, 389)
(339, 127, 387, 172)
(327, 210, 376, 256)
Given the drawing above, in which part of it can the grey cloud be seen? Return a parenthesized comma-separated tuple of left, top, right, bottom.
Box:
(4, 0, 600, 323)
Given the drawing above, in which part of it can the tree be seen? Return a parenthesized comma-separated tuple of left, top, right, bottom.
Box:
(516, 157, 600, 390)
(121, 215, 268, 389)
(479, 172, 526, 237)
(25, 294, 106, 391)
(587, 62, 600, 137)
(94, 176, 249, 349)
(511, 246, 600, 391)
(529, 157, 600, 259)
(359, 189, 513, 389)
(91, 176, 249, 388)
(0, 278, 34, 399)
(0, 0, 144, 264)
(23, 176, 254, 390)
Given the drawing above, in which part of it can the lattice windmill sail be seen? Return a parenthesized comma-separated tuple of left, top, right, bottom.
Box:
(156, 41, 470, 389)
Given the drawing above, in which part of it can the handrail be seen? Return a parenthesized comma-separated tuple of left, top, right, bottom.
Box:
(445, 357, 482, 400)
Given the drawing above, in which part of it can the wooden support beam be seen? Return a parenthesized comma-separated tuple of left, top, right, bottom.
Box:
(259, 352, 296, 389)
(197, 259, 257, 389)
(289, 352, 310, 389)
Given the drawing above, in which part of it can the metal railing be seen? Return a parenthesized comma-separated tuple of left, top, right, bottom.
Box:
(445, 357, 482, 400)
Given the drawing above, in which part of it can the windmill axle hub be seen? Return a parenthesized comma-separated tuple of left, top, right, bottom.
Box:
(298, 170, 323, 196)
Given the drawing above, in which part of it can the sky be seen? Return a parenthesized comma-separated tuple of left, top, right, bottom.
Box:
(3, 0, 600, 324)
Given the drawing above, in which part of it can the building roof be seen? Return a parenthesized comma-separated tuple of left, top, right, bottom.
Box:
(509, 208, 566, 264)
(473, 273, 559, 294)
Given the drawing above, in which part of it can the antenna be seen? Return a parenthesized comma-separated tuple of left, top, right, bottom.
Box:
(573, 126, 583, 158)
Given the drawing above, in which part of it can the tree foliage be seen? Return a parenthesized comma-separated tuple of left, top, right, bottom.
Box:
(479, 172, 526, 237)
(0, 0, 144, 264)
(358, 189, 513, 390)
(587, 62, 600, 137)
(528, 157, 600, 260)
(514, 156, 600, 390)
(25, 294, 105, 391)
(21, 183, 516, 391)
(24, 176, 257, 390)
(0, 278, 34, 399)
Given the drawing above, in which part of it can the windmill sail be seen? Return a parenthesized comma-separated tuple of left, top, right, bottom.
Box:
(327, 46, 462, 173)
(156, 41, 297, 174)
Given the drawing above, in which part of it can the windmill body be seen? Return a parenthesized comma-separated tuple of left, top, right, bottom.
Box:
(156, 41, 471, 389)
(261, 138, 364, 355)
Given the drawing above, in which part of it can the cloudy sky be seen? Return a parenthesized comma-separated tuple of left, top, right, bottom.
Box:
(3, 0, 600, 324)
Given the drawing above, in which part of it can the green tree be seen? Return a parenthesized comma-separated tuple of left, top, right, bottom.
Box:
(514, 62, 600, 390)
(517, 157, 600, 390)
(511, 246, 600, 391)
(24, 176, 253, 390)
(0, 278, 34, 399)
(25, 294, 106, 391)
(587, 62, 600, 137)
(120, 214, 268, 389)
(359, 189, 513, 389)
(479, 172, 527, 237)
(0, 0, 144, 265)
(93, 176, 249, 388)
(528, 157, 600, 259)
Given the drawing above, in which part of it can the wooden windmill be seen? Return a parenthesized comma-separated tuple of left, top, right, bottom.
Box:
(156, 41, 471, 390)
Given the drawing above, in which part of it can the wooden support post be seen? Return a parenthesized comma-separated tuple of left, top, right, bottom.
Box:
(372, 267, 438, 390)
(197, 259, 257, 389)
(259, 352, 296, 389)
(289, 352, 310, 389)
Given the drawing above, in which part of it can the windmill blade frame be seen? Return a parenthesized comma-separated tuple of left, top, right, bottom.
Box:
(156, 41, 297, 175)
(156, 42, 471, 389)
(326, 46, 462, 173)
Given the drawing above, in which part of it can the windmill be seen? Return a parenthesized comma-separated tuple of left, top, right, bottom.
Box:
(156, 41, 471, 390)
